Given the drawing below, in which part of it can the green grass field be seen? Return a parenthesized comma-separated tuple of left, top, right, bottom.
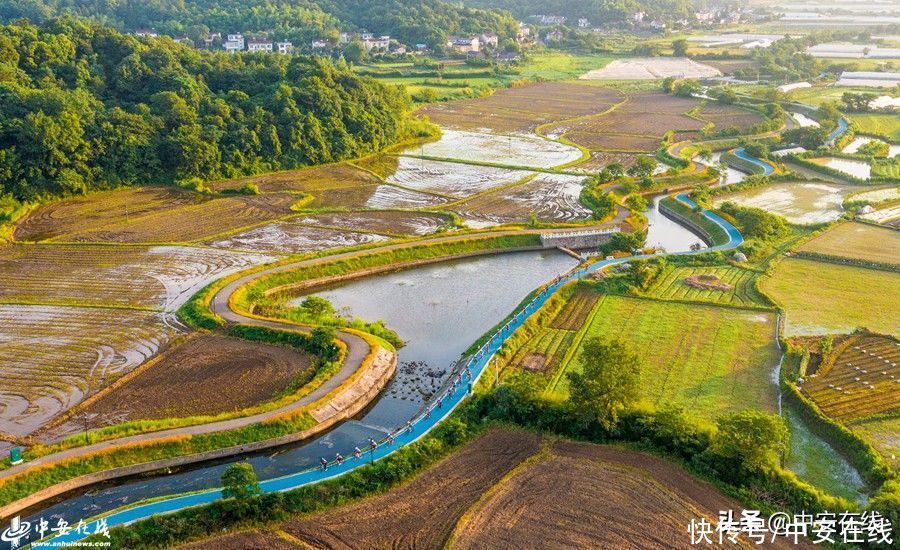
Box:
(760, 257, 900, 336)
(849, 416, 900, 469)
(643, 265, 768, 308)
(851, 113, 900, 141)
(798, 222, 900, 265)
(550, 294, 780, 419)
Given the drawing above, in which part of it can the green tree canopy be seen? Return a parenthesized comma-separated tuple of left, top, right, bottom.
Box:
(566, 337, 643, 431)
(221, 462, 261, 501)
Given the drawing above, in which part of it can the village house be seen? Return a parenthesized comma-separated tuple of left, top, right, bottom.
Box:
(134, 28, 158, 38)
(578, 18, 590, 28)
(311, 38, 328, 50)
(516, 22, 531, 43)
(479, 33, 499, 48)
(447, 35, 480, 53)
(247, 38, 273, 53)
(277, 41, 294, 55)
(535, 15, 566, 25)
(544, 29, 563, 42)
(223, 33, 244, 53)
(362, 35, 390, 51)
(202, 32, 221, 48)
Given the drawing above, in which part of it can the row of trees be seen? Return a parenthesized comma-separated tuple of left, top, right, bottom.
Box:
(0, 18, 417, 201)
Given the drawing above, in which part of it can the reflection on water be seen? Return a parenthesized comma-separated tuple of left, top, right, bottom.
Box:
(816, 157, 872, 180)
(646, 196, 707, 253)
(24, 250, 576, 527)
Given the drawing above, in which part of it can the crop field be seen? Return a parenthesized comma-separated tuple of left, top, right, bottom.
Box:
(0, 244, 272, 311)
(551, 288, 602, 330)
(800, 335, 899, 423)
(850, 186, 900, 203)
(559, 110, 706, 140)
(713, 182, 865, 225)
(193, 429, 738, 549)
(55, 194, 296, 243)
(0, 304, 176, 439)
(574, 151, 643, 171)
(13, 187, 199, 242)
(417, 82, 624, 132)
(359, 184, 448, 209)
(580, 57, 722, 80)
(207, 222, 387, 254)
(849, 113, 900, 141)
(643, 265, 767, 307)
(761, 258, 900, 336)
(296, 211, 448, 236)
(798, 222, 900, 265)
(453, 173, 590, 224)
(849, 417, 900, 468)
(809, 157, 872, 181)
(41, 335, 315, 439)
(563, 132, 661, 152)
(208, 163, 380, 194)
(552, 295, 779, 418)
(384, 157, 533, 198)
(409, 129, 583, 168)
(506, 328, 575, 374)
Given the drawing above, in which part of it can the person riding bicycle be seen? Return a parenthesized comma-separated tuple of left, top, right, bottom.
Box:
(320, 457, 328, 470)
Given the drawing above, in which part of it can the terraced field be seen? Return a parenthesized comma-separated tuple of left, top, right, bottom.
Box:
(416, 82, 624, 133)
(207, 222, 387, 254)
(383, 156, 532, 198)
(13, 187, 199, 242)
(713, 182, 864, 225)
(798, 222, 900, 265)
(0, 305, 176, 439)
(761, 258, 900, 336)
(0, 244, 272, 310)
(550, 288, 601, 330)
(643, 265, 767, 307)
(453, 173, 590, 225)
(296, 211, 448, 236)
(56, 194, 296, 243)
(505, 328, 575, 374)
(208, 163, 379, 194)
(548, 294, 780, 418)
(801, 335, 899, 423)
(849, 417, 900, 468)
(411, 129, 583, 168)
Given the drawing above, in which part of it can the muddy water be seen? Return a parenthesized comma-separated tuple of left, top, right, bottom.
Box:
(816, 157, 872, 180)
(23, 250, 577, 527)
(645, 196, 708, 253)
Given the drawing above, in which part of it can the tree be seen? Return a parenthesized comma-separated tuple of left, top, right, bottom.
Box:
(782, 126, 829, 150)
(672, 38, 688, 57)
(221, 462, 261, 501)
(628, 156, 657, 179)
(661, 76, 676, 93)
(344, 40, 366, 64)
(566, 337, 643, 431)
(309, 326, 340, 362)
(301, 296, 334, 320)
(711, 410, 789, 471)
(673, 79, 701, 98)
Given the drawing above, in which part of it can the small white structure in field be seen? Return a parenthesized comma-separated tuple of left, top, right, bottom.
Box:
(776, 82, 811, 93)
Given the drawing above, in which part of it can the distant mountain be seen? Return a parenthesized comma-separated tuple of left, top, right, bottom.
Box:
(462, 0, 709, 26)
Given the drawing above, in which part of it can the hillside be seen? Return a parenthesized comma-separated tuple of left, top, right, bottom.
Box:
(0, 0, 519, 48)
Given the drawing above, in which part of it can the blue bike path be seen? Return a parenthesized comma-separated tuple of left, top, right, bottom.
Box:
(45, 193, 742, 547)
(733, 147, 775, 176)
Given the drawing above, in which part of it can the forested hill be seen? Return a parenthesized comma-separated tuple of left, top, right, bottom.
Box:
(0, 18, 413, 201)
(0, 0, 519, 48)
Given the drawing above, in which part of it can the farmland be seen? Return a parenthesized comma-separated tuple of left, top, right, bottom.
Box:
(580, 57, 722, 80)
(209, 163, 380, 195)
(188, 429, 740, 550)
(0, 244, 272, 310)
(417, 81, 624, 133)
(798, 222, 900, 265)
(382, 156, 533, 198)
(453, 173, 591, 225)
(409, 129, 583, 168)
(0, 305, 176, 440)
(760, 258, 900, 336)
(207, 222, 388, 254)
(800, 334, 899, 423)
(713, 182, 865, 225)
(296, 211, 449, 236)
(544, 294, 780, 418)
(39, 335, 315, 440)
(850, 417, 900, 468)
(642, 265, 768, 308)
